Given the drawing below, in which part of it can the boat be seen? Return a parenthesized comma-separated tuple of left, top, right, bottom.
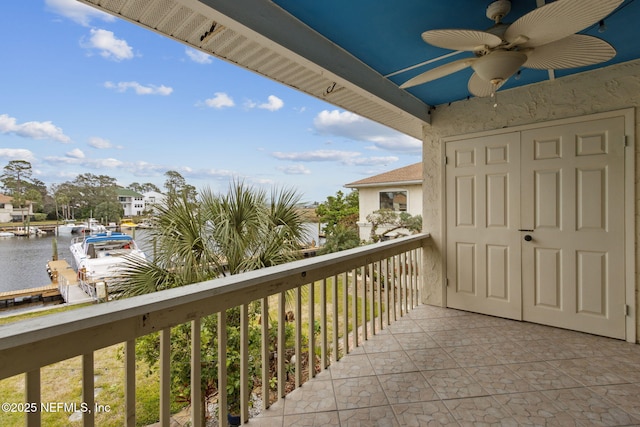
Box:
(13, 227, 42, 237)
(0, 231, 14, 238)
(70, 231, 146, 299)
(57, 219, 85, 235)
(77, 218, 107, 234)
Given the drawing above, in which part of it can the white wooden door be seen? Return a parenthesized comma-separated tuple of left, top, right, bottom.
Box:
(446, 133, 522, 320)
(520, 117, 626, 338)
(445, 115, 626, 339)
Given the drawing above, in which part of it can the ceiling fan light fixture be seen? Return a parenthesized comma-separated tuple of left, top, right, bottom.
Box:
(471, 50, 527, 82)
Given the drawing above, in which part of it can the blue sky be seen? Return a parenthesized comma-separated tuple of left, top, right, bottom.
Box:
(0, 0, 421, 203)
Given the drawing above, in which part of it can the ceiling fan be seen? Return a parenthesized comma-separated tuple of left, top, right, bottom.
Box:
(400, 0, 623, 101)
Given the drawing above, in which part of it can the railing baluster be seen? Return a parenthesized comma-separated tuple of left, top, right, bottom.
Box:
(240, 304, 249, 424)
(125, 339, 135, 427)
(294, 288, 301, 388)
(409, 250, 414, 309)
(308, 282, 315, 382)
(377, 261, 383, 331)
(160, 328, 170, 426)
(362, 264, 367, 341)
(277, 292, 285, 400)
(342, 271, 349, 354)
(332, 275, 339, 362)
(82, 352, 94, 427)
(417, 248, 422, 303)
(261, 297, 270, 410)
(320, 278, 327, 369)
(391, 255, 397, 321)
(369, 263, 375, 336)
(352, 268, 358, 348)
(384, 258, 390, 327)
(191, 318, 202, 427)
(218, 311, 228, 427)
(25, 369, 40, 427)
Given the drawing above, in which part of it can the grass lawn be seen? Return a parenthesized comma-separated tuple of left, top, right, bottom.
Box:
(0, 270, 389, 425)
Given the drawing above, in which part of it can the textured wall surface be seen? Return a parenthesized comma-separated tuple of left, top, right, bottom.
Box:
(421, 59, 640, 340)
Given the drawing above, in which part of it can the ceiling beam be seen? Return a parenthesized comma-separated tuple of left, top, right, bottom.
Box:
(197, 0, 431, 124)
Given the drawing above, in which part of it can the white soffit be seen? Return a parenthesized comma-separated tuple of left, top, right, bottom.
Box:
(78, 0, 430, 140)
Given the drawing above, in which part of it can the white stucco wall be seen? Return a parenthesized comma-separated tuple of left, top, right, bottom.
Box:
(421, 59, 640, 341)
(356, 184, 423, 241)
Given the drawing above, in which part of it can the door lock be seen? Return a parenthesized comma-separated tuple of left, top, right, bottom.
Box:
(524, 235, 533, 242)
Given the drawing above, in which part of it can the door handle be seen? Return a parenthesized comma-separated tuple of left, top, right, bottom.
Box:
(524, 235, 533, 242)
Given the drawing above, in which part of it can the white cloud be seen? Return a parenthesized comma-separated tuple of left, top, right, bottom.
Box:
(0, 148, 36, 162)
(0, 114, 71, 143)
(271, 150, 361, 163)
(271, 150, 399, 167)
(204, 92, 235, 109)
(104, 81, 173, 96)
(66, 148, 85, 159)
(45, 0, 115, 26)
(83, 29, 134, 61)
(277, 164, 311, 175)
(88, 136, 112, 149)
(185, 48, 212, 64)
(313, 109, 421, 153)
(246, 95, 284, 111)
(259, 95, 284, 111)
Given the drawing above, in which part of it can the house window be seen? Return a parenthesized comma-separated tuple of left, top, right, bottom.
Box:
(380, 191, 407, 212)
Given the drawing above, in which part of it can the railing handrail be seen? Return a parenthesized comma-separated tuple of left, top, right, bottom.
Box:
(0, 233, 429, 379)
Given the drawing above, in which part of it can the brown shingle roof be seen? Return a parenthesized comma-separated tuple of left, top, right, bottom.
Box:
(345, 163, 422, 188)
(0, 194, 13, 203)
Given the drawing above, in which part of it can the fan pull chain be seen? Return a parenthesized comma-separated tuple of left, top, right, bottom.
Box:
(490, 82, 499, 108)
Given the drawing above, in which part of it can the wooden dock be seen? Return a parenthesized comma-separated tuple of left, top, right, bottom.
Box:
(0, 260, 91, 308)
(0, 284, 61, 308)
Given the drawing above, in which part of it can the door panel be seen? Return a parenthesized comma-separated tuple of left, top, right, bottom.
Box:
(446, 133, 521, 320)
(521, 116, 625, 339)
(446, 115, 626, 339)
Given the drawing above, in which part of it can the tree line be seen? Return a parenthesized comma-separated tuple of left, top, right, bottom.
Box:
(0, 160, 197, 223)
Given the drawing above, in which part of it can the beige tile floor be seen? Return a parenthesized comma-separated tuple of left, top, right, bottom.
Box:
(248, 305, 640, 426)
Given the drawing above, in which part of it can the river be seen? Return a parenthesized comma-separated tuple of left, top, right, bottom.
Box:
(0, 224, 321, 293)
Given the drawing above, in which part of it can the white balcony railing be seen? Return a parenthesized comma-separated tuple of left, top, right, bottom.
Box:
(0, 233, 429, 426)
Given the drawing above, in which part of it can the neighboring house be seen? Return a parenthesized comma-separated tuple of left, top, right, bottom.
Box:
(345, 163, 422, 241)
(116, 188, 145, 217)
(0, 194, 34, 222)
(142, 191, 167, 213)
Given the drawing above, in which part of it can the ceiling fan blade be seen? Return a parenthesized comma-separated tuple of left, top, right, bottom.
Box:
(422, 29, 502, 51)
(524, 35, 616, 69)
(468, 73, 506, 98)
(400, 58, 475, 89)
(504, 0, 623, 48)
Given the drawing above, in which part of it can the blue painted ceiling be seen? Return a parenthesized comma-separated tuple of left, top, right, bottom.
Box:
(272, 0, 639, 107)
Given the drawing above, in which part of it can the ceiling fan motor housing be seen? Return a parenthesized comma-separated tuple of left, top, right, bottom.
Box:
(472, 50, 527, 82)
(486, 0, 511, 23)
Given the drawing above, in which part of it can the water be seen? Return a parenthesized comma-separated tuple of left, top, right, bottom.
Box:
(0, 224, 320, 293)
(0, 234, 76, 292)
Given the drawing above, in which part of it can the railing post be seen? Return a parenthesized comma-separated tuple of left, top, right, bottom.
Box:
(294, 288, 301, 388)
(240, 304, 249, 424)
(376, 261, 383, 332)
(368, 263, 374, 336)
(361, 264, 367, 341)
(308, 282, 315, 382)
(320, 279, 327, 369)
(332, 275, 339, 362)
(260, 297, 270, 410)
(25, 369, 40, 427)
(277, 292, 285, 400)
(352, 269, 358, 348)
(159, 328, 170, 426)
(218, 311, 228, 427)
(82, 352, 95, 427)
(191, 318, 202, 427)
(124, 339, 136, 427)
(342, 272, 349, 355)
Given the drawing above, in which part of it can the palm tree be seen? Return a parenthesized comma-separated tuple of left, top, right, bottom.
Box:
(111, 180, 308, 296)
(110, 180, 309, 423)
